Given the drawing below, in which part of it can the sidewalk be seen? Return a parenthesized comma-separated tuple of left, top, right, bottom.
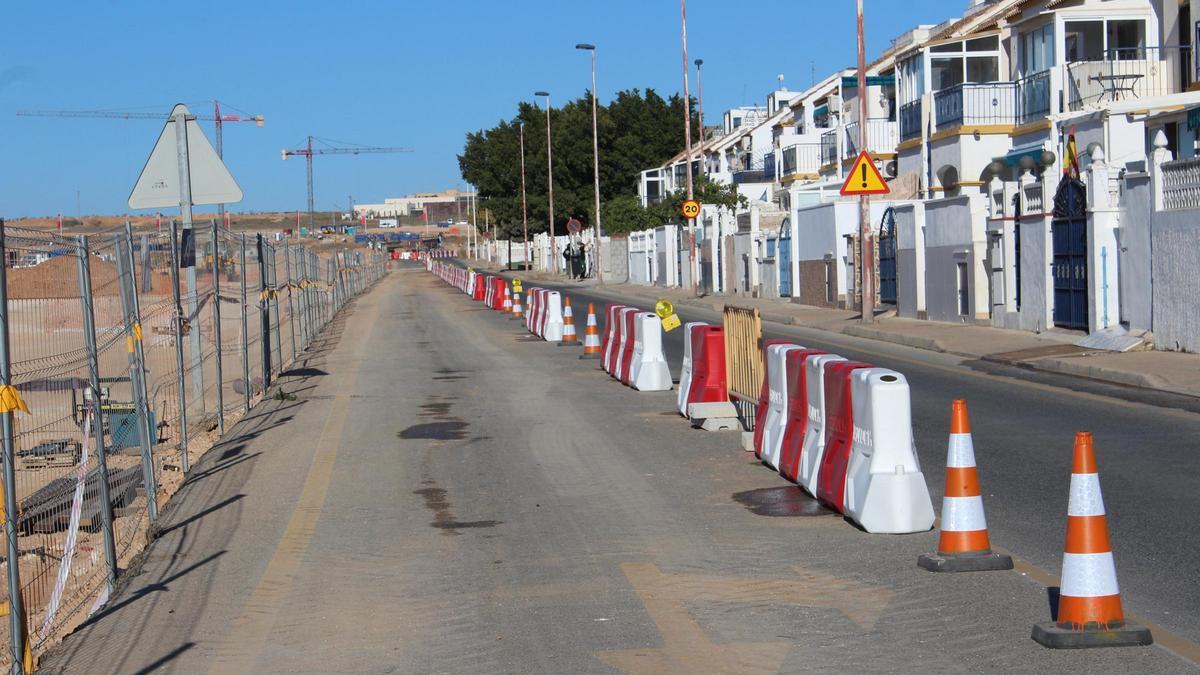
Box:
(475, 261, 1200, 399)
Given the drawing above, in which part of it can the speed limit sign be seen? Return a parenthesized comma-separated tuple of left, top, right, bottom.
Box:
(680, 199, 701, 219)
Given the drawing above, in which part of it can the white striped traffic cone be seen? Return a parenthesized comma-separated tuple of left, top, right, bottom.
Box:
(918, 400, 1012, 572)
(502, 285, 512, 312)
(558, 296, 578, 346)
(579, 303, 602, 359)
(511, 290, 524, 319)
(1032, 432, 1152, 649)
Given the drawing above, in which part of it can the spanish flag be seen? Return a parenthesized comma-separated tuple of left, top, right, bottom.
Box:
(1064, 126, 1080, 179)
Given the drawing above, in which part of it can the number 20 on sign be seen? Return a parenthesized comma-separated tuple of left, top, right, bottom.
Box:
(680, 199, 701, 219)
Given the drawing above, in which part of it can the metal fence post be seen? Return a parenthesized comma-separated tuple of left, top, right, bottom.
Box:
(296, 248, 308, 350)
(239, 234, 250, 414)
(75, 235, 119, 589)
(256, 235, 271, 388)
(118, 226, 158, 525)
(209, 221, 225, 436)
(0, 220, 28, 673)
(283, 242, 297, 362)
(268, 245, 282, 375)
(168, 222, 190, 472)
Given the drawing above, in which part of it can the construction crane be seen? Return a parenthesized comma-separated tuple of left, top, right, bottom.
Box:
(16, 100, 265, 220)
(282, 136, 412, 230)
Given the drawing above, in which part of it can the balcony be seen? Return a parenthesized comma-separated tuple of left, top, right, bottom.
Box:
(899, 100, 922, 142)
(844, 119, 898, 158)
(1016, 70, 1051, 125)
(1066, 46, 1192, 111)
(934, 82, 1017, 128)
(731, 162, 772, 184)
(780, 143, 821, 177)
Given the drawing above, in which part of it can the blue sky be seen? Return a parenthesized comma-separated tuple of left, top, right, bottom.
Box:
(0, 0, 966, 218)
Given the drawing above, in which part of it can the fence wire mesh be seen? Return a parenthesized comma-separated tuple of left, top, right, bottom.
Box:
(0, 220, 388, 668)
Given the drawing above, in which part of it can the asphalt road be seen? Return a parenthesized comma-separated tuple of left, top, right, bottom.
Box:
(38, 265, 1197, 673)
(497, 269, 1200, 656)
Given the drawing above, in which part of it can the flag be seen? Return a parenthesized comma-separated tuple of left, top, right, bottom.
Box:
(1064, 126, 1080, 179)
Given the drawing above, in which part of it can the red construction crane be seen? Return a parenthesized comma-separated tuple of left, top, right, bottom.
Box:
(282, 136, 412, 230)
(17, 100, 264, 220)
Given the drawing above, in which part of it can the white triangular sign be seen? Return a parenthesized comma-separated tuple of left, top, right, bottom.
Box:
(128, 104, 243, 209)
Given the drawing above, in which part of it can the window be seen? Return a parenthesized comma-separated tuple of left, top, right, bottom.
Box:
(1019, 23, 1054, 74)
(926, 35, 1001, 91)
(1064, 18, 1146, 61)
(957, 262, 970, 316)
(732, 116, 742, 128)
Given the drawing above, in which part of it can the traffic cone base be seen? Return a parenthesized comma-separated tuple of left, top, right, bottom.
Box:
(919, 400, 1012, 573)
(1031, 620, 1152, 649)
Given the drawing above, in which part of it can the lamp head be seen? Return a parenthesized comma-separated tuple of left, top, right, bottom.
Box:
(535, 91, 550, 97)
(575, 43, 595, 50)
(695, 58, 703, 67)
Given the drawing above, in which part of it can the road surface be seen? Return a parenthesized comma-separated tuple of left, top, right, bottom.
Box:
(39, 265, 1196, 673)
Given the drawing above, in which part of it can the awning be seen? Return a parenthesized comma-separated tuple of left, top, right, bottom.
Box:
(1005, 142, 1045, 167)
(841, 75, 895, 88)
(812, 104, 829, 118)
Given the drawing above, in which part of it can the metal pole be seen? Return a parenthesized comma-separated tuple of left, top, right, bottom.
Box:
(215, 100, 225, 226)
(536, 93, 557, 271)
(118, 226, 158, 525)
(239, 234, 250, 414)
(256, 235, 271, 388)
(857, 0, 875, 323)
(519, 122, 530, 272)
(681, 0, 698, 295)
(209, 221, 225, 435)
(75, 235, 118, 588)
(298, 248, 310, 350)
(268, 246, 282, 375)
(0, 219, 27, 673)
(284, 242, 297, 362)
(168, 221, 190, 470)
(590, 49, 604, 283)
(696, 59, 706, 180)
(174, 109, 206, 415)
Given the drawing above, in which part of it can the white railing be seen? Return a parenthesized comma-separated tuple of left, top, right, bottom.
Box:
(843, 119, 899, 159)
(1161, 156, 1200, 210)
(1022, 179, 1046, 215)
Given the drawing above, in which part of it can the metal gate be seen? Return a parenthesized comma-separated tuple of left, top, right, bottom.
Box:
(878, 207, 897, 305)
(1051, 178, 1088, 330)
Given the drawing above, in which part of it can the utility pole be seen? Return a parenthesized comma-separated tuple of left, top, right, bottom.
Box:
(680, 0, 699, 295)
(519, 122, 530, 272)
(696, 58, 706, 180)
(576, 43, 604, 283)
(857, 0, 875, 323)
(173, 107, 206, 409)
(535, 91, 556, 271)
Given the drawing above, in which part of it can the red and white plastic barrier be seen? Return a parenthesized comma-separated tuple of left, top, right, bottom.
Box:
(603, 304, 628, 373)
(798, 354, 847, 496)
(677, 322, 707, 415)
(777, 349, 825, 482)
(815, 360, 874, 513)
(760, 344, 806, 470)
(542, 291, 564, 342)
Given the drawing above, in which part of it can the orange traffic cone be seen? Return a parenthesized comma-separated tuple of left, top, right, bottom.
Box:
(502, 285, 512, 312)
(579, 303, 602, 360)
(1032, 432, 1151, 649)
(558, 296, 578, 346)
(918, 400, 1012, 573)
(511, 290, 524, 320)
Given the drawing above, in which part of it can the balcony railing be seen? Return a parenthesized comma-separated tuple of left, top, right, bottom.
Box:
(844, 119, 898, 158)
(781, 143, 821, 176)
(1016, 69, 1051, 125)
(934, 82, 1017, 128)
(899, 100, 922, 141)
(1067, 46, 1193, 111)
(731, 163, 772, 184)
(820, 129, 838, 165)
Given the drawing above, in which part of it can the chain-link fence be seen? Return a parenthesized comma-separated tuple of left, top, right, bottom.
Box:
(0, 219, 387, 670)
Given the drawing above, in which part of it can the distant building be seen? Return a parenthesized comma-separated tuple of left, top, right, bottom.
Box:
(354, 188, 474, 222)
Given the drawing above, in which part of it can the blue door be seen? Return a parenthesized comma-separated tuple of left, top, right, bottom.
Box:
(778, 219, 792, 297)
(1051, 178, 1088, 330)
(878, 207, 897, 305)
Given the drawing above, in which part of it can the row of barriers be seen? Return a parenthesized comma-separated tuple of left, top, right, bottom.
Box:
(422, 261, 1153, 650)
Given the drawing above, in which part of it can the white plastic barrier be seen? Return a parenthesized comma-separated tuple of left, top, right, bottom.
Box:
(843, 368, 935, 534)
(466, 272, 476, 297)
(630, 312, 672, 391)
(798, 354, 847, 496)
(760, 344, 805, 471)
(676, 322, 707, 415)
(613, 307, 638, 382)
(543, 291, 564, 342)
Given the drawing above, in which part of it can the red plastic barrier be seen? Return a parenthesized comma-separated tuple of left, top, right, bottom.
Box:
(472, 274, 485, 301)
(491, 278, 506, 310)
(816, 360, 873, 512)
(686, 326, 728, 406)
(537, 289, 550, 336)
(619, 308, 640, 385)
(753, 339, 791, 458)
(602, 304, 626, 373)
(777, 348, 826, 483)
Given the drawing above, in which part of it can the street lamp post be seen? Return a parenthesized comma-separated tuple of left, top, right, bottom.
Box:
(535, 91, 556, 273)
(576, 43, 604, 284)
(680, 1, 699, 294)
(695, 59, 706, 180)
(519, 122, 530, 272)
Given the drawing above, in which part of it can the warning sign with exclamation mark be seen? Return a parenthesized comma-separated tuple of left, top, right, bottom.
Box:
(840, 151, 890, 196)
